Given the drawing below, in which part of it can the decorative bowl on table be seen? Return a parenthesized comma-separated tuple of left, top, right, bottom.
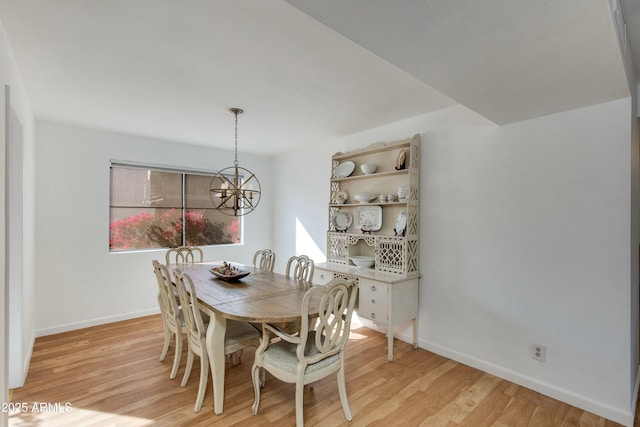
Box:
(209, 262, 250, 281)
(350, 256, 375, 268)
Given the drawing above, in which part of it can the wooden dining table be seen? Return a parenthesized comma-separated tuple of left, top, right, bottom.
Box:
(167, 261, 319, 415)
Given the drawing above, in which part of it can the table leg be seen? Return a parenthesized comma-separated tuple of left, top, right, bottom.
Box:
(206, 313, 227, 414)
(387, 329, 394, 362)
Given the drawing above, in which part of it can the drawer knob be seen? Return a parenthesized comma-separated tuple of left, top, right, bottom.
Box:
(371, 299, 375, 304)
(370, 285, 376, 291)
(371, 313, 376, 319)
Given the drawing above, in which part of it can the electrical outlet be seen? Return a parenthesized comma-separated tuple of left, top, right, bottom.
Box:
(531, 344, 546, 362)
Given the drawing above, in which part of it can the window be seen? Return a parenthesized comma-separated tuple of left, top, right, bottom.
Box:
(109, 164, 240, 251)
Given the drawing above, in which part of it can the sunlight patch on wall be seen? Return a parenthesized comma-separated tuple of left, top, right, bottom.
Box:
(295, 218, 325, 262)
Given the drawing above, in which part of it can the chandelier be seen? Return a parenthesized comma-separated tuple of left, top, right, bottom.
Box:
(209, 108, 261, 216)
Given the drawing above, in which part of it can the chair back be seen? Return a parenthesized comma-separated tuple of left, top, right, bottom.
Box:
(165, 246, 203, 264)
(174, 269, 207, 345)
(298, 278, 358, 364)
(153, 260, 181, 327)
(253, 249, 276, 272)
(285, 255, 314, 283)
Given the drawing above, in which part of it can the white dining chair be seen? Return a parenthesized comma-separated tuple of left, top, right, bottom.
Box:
(165, 245, 203, 264)
(251, 277, 359, 426)
(285, 254, 314, 283)
(152, 260, 184, 380)
(173, 268, 262, 412)
(253, 249, 276, 272)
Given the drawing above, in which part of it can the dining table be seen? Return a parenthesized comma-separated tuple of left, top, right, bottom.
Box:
(167, 261, 319, 415)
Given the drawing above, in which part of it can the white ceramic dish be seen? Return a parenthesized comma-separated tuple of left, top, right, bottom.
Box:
(354, 192, 376, 203)
(333, 161, 355, 178)
(331, 211, 352, 231)
(350, 255, 375, 268)
(355, 205, 382, 231)
(331, 189, 349, 204)
(360, 164, 377, 175)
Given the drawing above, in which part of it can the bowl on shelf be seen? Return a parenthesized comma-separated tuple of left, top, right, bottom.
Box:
(350, 256, 375, 268)
(397, 186, 409, 200)
(354, 192, 376, 203)
(360, 164, 378, 175)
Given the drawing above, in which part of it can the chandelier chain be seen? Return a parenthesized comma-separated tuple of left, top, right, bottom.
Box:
(233, 109, 239, 167)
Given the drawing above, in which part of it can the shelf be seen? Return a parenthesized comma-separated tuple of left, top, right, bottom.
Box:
(326, 134, 420, 277)
(330, 201, 407, 208)
(331, 169, 408, 182)
(332, 139, 411, 160)
(327, 231, 406, 238)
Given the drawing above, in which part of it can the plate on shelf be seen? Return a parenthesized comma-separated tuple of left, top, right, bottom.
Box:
(209, 263, 250, 281)
(333, 161, 355, 178)
(395, 149, 406, 170)
(355, 205, 382, 231)
(331, 210, 352, 231)
(395, 211, 407, 236)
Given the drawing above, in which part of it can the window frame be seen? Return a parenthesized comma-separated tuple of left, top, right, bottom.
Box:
(109, 160, 243, 252)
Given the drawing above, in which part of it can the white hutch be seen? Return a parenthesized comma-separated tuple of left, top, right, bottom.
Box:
(314, 134, 420, 361)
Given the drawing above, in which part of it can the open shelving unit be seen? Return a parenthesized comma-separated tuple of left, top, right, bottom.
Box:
(314, 134, 421, 361)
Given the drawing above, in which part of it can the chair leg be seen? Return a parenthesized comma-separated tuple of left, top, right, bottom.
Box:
(234, 349, 244, 365)
(251, 363, 261, 415)
(159, 319, 170, 361)
(295, 378, 305, 427)
(337, 366, 352, 421)
(181, 348, 194, 386)
(170, 331, 182, 380)
(194, 353, 209, 413)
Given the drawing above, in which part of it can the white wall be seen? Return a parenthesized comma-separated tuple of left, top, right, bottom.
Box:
(33, 121, 273, 335)
(0, 19, 35, 395)
(272, 100, 636, 425)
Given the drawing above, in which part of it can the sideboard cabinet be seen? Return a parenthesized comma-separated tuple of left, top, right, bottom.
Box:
(314, 134, 420, 361)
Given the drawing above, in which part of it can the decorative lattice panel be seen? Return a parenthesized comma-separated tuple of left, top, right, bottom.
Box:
(331, 272, 360, 285)
(407, 203, 419, 236)
(347, 234, 376, 247)
(409, 136, 420, 169)
(328, 206, 339, 231)
(330, 181, 341, 202)
(327, 233, 348, 264)
(406, 239, 419, 273)
(377, 237, 406, 274)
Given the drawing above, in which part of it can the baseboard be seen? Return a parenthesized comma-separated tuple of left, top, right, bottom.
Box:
(20, 331, 34, 386)
(35, 308, 160, 337)
(422, 340, 634, 427)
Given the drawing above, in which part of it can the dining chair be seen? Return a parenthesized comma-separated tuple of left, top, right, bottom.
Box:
(285, 254, 314, 283)
(251, 277, 359, 427)
(173, 269, 262, 413)
(277, 254, 315, 335)
(165, 245, 203, 264)
(252, 249, 276, 272)
(152, 260, 184, 380)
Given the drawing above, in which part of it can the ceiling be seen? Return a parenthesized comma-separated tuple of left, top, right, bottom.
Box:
(0, 0, 637, 156)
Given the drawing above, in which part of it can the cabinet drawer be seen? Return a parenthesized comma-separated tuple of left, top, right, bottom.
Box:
(314, 269, 334, 285)
(358, 281, 388, 323)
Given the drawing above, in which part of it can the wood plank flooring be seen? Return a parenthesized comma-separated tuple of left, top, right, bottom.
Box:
(8, 314, 627, 426)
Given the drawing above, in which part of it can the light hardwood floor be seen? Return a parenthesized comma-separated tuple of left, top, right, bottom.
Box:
(8, 315, 628, 426)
